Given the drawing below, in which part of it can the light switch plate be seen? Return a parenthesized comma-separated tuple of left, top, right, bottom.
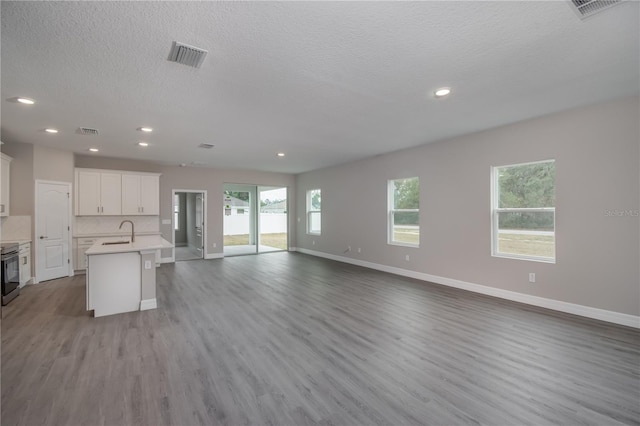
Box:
(161, 219, 172, 225)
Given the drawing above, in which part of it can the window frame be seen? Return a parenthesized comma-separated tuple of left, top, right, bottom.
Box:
(173, 194, 180, 231)
(387, 177, 420, 248)
(491, 159, 556, 263)
(306, 189, 321, 235)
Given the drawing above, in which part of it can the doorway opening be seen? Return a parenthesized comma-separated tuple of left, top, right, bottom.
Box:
(223, 184, 288, 256)
(173, 190, 206, 261)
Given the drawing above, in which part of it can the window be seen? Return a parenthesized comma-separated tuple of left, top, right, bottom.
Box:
(307, 189, 321, 235)
(492, 160, 555, 262)
(388, 177, 419, 247)
(173, 194, 180, 231)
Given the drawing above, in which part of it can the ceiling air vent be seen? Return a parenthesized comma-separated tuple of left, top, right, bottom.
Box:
(198, 143, 215, 149)
(568, 0, 626, 19)
(77, 127, 99, 135)
(168, 42, 208, 68)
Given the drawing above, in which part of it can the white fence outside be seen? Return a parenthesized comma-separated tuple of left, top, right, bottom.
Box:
(224, 213, 287, 235)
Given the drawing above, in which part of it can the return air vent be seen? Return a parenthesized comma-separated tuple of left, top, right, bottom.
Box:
(198, 143, 215, 149)
(168, 42, 208, 68)
(77, 127, 99, 135)
(568, 0, 626, 19)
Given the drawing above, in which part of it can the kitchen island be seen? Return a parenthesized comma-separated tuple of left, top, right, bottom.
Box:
(85, 235, 173, 317)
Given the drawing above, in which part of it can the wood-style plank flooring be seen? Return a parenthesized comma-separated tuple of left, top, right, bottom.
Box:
(2, 252, 639, 425)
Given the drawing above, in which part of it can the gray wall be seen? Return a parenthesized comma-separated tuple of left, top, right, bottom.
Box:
(174, 193, 187, 245)
(33, 145, 74, 183)
(296, 96, 640, 316)
(2, 142, 34, 215)
(186, 192, 197, 249)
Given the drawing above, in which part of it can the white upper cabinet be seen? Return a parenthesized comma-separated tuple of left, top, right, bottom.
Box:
(121, 174, 159, 215)
(75, 168, 159, 216)
(76, 170, 122, 215)
(1, 153, 12, 217)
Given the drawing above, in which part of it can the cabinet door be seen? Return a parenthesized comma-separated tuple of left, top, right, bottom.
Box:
(77, 171, 101, 215)
(139, 175, 159, 215)
(77, 245, 92, 270)
(100, 173, 122, 215)
(121, 174, 141, 215)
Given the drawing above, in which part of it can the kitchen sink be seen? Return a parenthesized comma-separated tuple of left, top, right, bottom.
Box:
(102, 241, 130, 245)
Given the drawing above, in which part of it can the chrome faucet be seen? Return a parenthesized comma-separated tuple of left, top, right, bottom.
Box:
(119, 220, 135, 243)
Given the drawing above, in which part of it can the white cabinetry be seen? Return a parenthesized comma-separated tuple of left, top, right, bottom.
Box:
(76, 170, 122, 215)
(19, 242, 31, 287)
(75, 237, 97, 271)
(121, 174, 159, 215)
(1, 153, 12, 217)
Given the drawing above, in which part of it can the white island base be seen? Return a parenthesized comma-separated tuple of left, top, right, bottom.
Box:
(86, 236, 173, 317)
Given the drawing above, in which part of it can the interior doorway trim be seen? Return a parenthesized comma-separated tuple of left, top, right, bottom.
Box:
(171, 189, 207, 263)
(34, 179, 73, 284)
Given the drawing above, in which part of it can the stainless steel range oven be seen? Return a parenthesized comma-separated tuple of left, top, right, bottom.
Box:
(1, 243, 20, 305)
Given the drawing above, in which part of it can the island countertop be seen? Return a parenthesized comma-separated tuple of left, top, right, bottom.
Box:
(86, 235, 174, 255)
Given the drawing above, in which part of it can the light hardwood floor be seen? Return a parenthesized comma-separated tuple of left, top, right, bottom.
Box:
(2, 253, 639, 425)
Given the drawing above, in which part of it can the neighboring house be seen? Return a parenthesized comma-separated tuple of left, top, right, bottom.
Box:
(261, 200, 287, 214)
(223, 196, 249, 216)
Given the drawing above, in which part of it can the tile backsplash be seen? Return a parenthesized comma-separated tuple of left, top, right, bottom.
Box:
(74, 216, 160, 236)
(0, 215, 32, 241)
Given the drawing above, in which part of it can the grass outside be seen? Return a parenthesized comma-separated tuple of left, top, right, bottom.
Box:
(393, 227, 554, 258)
(224, 233, 288, 250)
(393, 227, 419, 245)
(498, 233, 555, 258)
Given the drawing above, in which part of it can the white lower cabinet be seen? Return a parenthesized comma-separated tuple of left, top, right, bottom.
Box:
(19, 242, 31, 287)
(75, 238, 97, 271)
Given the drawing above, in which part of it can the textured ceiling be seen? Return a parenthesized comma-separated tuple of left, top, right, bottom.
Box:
(1, 1, 638, 174)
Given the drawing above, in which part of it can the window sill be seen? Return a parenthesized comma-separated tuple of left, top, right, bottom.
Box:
(388, 241, 419, 249)
(492, 253, 555, 264)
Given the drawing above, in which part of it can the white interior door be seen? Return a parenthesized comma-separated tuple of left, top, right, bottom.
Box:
(36, 181, 71, 282)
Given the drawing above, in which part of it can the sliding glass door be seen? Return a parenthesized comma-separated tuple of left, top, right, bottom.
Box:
(223, 184, 287, 256)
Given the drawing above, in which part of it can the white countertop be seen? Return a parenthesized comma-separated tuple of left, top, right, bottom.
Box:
(74, 231, 161, 238)
(1, 239, 31, 245)
(86, 235, 173, 255)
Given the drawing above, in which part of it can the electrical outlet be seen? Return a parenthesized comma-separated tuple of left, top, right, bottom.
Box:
(312, 240, 315, 245)
(357, 247, 361, 253)
(529, 273, 536, 283)
(213, 242, 217, 248)
(144, 260, 152, 270)
(405, 254, 410, 262)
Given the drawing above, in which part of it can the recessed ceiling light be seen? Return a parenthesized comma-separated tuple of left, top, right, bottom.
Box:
(6, 97, 36, 104)
(138, 127, 153, 132)
(434, 87, 451, 98)
(45, 128, 58, 133)
(277, 152, 286, 157)
(88, 148, 99, 152)
(137, 142, 149, 147)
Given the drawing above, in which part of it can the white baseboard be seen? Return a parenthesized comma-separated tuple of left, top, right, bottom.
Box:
(140, 298, 157, 311)
(296, 248, 640, 329)
(288, 247, 297, 252)
(205, 252, 224, 260)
